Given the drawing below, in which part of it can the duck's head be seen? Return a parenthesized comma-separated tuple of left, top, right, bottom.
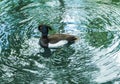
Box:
(38, 25, 52, 36)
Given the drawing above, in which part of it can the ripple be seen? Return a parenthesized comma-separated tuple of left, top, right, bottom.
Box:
(0, 0, 120, 84)
(91, 36, 120, 83)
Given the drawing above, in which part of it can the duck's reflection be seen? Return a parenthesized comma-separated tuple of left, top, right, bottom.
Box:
(42, 48, 52, 57)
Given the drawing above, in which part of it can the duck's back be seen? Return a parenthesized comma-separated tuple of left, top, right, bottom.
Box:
(48, 34, 77, 44)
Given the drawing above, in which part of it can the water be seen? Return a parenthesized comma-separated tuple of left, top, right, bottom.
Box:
(0, 0, 120, 84)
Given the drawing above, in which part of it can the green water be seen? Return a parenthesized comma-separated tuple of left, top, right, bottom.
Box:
(0, 0, 120, 84)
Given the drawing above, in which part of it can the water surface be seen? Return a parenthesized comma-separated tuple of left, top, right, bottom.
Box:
(0, 0, 120, 84)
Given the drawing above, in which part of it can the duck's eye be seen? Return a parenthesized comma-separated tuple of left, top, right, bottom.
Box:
(40, 27, 42, 30)
(39, 26, 43, 29)
(38, 25, 43, 32)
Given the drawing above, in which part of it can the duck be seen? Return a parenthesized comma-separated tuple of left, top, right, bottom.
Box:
(38, 24, 78, 49)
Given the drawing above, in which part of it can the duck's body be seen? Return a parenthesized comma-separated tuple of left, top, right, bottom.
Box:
(38, 25, 77, 49)
(40, 34, 76, 48)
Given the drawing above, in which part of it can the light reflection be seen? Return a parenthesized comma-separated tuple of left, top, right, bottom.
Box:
(0, 0, 120, 84)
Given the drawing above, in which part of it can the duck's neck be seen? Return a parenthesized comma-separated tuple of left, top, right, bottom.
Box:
(41, 35, 49, 43)
(42, 35, 48, 39)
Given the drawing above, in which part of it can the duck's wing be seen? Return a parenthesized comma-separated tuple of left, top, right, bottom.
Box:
(48, 34, 77, 43)
(48, 34, 77, 48)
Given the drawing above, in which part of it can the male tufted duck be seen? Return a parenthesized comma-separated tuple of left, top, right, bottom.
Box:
(38, 24, 77, 49)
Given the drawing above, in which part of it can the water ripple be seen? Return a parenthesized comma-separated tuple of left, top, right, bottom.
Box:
(0, 0, 120, 84)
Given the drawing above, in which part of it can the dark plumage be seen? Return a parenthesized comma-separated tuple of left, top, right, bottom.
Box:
(38, 24, 77, 48)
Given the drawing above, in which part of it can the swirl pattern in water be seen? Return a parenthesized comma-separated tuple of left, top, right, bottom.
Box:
(0, 0, 120, 84)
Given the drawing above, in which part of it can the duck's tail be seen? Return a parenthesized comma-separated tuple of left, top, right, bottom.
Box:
(67, 35, 79, 42)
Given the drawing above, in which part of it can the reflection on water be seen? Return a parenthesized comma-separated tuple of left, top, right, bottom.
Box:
(86, 32, 114, 48)
(0, 0, 120, 84)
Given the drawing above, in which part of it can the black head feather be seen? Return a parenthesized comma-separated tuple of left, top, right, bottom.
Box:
(38, 25, 52, 36)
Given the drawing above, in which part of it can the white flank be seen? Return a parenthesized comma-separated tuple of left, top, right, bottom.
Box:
(48, 40, 68, 48)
